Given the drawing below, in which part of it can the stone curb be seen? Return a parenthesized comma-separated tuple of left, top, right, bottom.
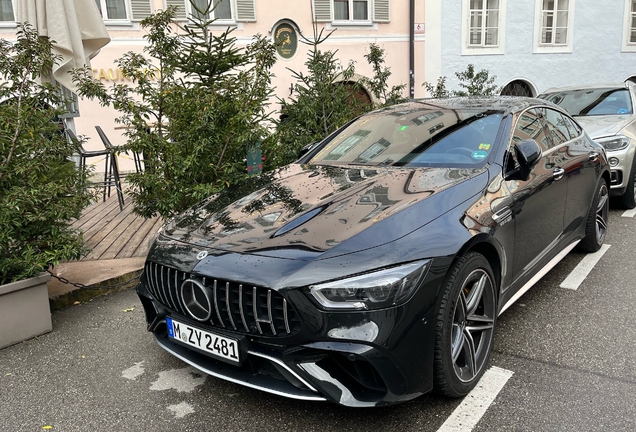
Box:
(48, 269, 143, 311)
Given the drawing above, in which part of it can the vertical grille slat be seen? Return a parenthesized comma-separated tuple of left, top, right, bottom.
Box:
(267, 291, 276, 336)
(253, 286, 263, 334)
(144, 263, 299, 336)
(225, 281, 237, 330)
(213, 280, 225, 328)
(283, 298, 290, 334)
(238, 284, 250, 332)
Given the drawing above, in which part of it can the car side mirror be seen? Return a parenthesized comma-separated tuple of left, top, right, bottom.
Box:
(505, 139, 542, 181)
(515, 139, 541, 169)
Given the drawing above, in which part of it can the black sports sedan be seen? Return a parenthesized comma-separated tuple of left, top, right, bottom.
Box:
(136, 98, 609, 407)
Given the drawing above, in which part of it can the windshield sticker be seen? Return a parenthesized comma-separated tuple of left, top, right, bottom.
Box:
(618, 108, 628, 114)
(398, 125, 409, 131)
(471, 150, 488, 160)
(479, 143, 491, 150)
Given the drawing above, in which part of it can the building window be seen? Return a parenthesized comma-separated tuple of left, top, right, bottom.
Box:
(539, 0, 569, 45)
(468, 0, 500, 46)
(333, 0, 370, 22)
(0, 0, 14, 21)
(190, 0, 233, 20)
(533, 0, 574, 53)
(631, 0, 636, 42)
(95, 0, 129, 20)
(461, 0, 506, 55)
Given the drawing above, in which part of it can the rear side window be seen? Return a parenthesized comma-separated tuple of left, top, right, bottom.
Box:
(559, 113, 582, 139)
(538, 108, 571, 145)
(512, 108, 552, 151)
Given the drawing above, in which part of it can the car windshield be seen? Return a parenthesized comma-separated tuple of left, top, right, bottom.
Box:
(541, 88, 633, 116)
(310, 106, 504, 168)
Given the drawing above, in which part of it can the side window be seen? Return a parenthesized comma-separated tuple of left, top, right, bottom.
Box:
(560, 114, 582, 139)
(512, 108, 552, 151)
(542, 108, 570, 145)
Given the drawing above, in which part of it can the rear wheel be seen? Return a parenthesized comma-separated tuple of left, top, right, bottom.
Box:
(578, 179, 609, 253)
(433, 252, 496, 397)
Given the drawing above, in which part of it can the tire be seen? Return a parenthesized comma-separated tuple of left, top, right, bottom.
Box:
(578, 179, 609, 253)
(433, 252, 497, 398)
(619, 157, 636, 209)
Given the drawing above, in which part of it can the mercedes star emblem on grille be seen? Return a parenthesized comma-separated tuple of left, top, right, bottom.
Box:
(196, 250, 208, 260)
(180, 279, 212, 322)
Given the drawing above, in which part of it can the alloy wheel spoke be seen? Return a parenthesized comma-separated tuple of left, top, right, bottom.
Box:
(597, 193, 608, 212)
(463, 330, 477, 378)
(596, 214, 608, 231)
(465, 273, 487, 316)
(451, 323, 465, 362)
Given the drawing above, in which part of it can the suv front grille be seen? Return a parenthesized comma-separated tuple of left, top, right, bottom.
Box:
(143, 262, 300, 337)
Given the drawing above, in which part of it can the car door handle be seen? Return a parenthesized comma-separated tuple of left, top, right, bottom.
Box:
(553, 167, 565, 181)
(589, 151, 600, 162)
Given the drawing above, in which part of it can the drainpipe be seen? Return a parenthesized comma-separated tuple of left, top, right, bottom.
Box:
(409, 0, 415, 98)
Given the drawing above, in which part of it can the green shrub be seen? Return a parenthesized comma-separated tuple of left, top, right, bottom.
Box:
(72, 3, 277, 219)
(0, 24, 93, 284)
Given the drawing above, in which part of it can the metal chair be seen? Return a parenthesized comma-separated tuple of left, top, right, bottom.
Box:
(67, 128, 124, 211)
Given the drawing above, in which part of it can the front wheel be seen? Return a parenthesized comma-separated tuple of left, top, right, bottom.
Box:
(578, 179, 609, 253)
(433, 252, 497, 397)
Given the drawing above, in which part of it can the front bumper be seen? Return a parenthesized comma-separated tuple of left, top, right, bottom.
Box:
(604, 145, 635, 196)
(136, 258, 448, 407)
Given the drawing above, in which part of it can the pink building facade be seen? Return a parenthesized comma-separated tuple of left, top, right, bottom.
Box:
(1, 0, 425, 171)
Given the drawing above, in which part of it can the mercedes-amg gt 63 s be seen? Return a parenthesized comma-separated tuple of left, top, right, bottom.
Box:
(136, 98, 609, 407)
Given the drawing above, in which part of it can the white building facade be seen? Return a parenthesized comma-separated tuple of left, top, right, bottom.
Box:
(425, 0, 636, 97)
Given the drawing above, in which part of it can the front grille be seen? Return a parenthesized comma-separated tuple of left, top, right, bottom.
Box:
(143, 262, 301, 337)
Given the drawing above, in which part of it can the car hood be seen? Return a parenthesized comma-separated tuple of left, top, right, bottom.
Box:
(574, 114, 634, 138)
(161, 164, 488, 260)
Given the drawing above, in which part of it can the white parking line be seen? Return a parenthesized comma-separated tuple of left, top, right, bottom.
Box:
(622, 208, 636, 218)
(437, 367, 514, 432)
(559, 244, 611, 290)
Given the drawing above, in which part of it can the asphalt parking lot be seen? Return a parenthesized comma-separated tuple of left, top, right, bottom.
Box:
(1, 207, 635, 432)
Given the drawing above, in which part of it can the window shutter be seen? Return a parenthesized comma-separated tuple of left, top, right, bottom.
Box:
(235, 0, 256, 21)
(130, 0, 153, 21)
(373, 0, 390, 22)
(312, 0, 331, 22)
(164, 0, 188, 21)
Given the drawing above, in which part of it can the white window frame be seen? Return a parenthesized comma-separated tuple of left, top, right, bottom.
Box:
(187, 0, 236, 24)
(95, 0, 132, 23)
(533, 0, 575, 54)
(622, 0, 636, 52)
(461, 0, 506, 55)
(332, 0, 372, 25)
(0, 0, 15, 26)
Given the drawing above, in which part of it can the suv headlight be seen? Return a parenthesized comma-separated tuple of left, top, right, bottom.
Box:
(308, 260, 430, 310)
(595, 135, 631, 152)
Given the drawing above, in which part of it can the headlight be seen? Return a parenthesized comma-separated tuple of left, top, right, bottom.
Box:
(595, 135, 631, 151)
(308, 260, 430, 310)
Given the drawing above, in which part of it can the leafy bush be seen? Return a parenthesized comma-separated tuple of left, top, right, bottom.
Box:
(0, 24, 93, 284)
(362, 43, 407, 107)
(423, 64, 499, 97)
(273, 25, 366, 167)
(73, 3, 277, 219)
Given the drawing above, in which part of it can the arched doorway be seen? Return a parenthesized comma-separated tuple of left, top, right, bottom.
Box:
(500, 79, 535, 97)
(339, 81, 372, 105)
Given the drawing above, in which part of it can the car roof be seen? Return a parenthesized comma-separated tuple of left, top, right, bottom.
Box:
(386, 96, 555, 117)
(540, 82, 632, 94)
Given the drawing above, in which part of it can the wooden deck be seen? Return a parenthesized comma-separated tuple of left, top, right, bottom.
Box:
(72, 190, 163, 261)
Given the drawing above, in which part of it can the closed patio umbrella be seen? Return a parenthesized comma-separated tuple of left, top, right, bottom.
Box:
(16, 0, 110, 92)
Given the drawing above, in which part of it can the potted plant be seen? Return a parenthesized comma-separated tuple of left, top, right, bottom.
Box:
(0, 25, 93, 349)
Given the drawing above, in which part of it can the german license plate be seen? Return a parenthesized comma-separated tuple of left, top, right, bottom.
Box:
(166, 317, 240, 364)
